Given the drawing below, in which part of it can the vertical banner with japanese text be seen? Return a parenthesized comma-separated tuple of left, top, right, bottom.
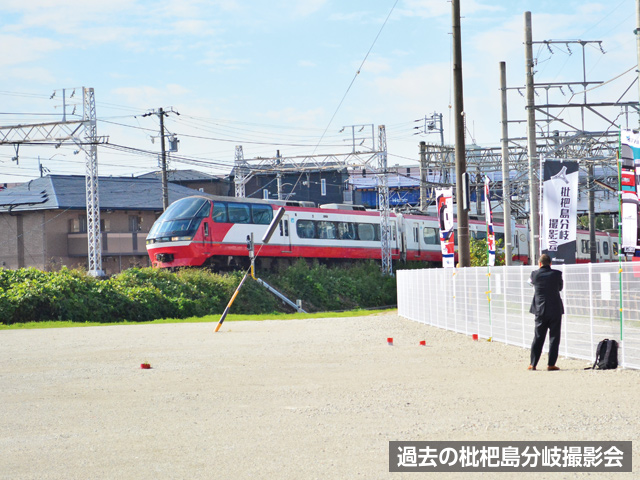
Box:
(484, 176, 495, 266)
(541, 160, 578, 265)
(436, 188, 455, 268)
(619, 130, 640, 256)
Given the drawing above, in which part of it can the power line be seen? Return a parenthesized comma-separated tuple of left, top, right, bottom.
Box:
(312, 0, 399, 154)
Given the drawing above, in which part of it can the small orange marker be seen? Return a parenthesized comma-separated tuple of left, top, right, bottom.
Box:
(419, 340, 426, 346)
(140, 363, 151, 369)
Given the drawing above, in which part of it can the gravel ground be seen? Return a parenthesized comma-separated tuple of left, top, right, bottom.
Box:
(0, 312, 638, 479)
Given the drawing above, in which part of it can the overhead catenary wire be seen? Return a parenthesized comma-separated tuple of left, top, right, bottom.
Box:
(311, 0, 399, 155)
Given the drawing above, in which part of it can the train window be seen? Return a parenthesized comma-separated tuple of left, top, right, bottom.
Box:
(413, 226, 419, 243)
(603, 241, 609, 255)
(251, 204, 273, 225)
(317, 221, 337, 239)
(496, 232, 504, 243)
(423, 227, 439, 245)
(472, 230, 487, 240)
(375, 224, 381, 241)
(358, 223, 376, 241)
(581, 240, 589, 254)
(337, 222, 356, 240)
(454, 230, 458, 246)
(212, 203, 227, 223)
(297, 220, 315, 239)
(164, 197, 210, 219)
(613, 242, 619, 255)
(227, 203, 251, 224)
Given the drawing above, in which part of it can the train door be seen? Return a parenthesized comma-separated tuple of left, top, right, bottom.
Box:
(396, 214, 407, 261)
(413, 223, 421, 256)
(279, 214, 292, 252)
(601, 237, 611, 261)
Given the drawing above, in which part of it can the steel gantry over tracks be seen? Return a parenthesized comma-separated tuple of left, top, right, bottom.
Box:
(232, 125, 393, 275)
(0, 87, 108, 276)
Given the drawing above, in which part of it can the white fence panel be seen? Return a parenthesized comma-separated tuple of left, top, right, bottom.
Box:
(397, 263, 640, 370)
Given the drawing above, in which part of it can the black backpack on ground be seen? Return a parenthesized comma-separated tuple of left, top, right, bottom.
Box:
(589, 339, 618, 370)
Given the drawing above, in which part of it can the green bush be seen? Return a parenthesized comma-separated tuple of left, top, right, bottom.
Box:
(0, 261, 399, 324)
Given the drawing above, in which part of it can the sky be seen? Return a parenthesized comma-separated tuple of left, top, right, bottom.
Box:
(0, 0, 637, 186)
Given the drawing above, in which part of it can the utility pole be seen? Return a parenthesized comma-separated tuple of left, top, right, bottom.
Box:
(499, 61, 514, 265)
(276, 150, 283, 200)
(588, 162, 597, 262)
(143, 107, 179, 211)
(452, 0, 470, 267)
(416, 113, 444, 145)
(159, 108, 168, 210)
(637, 0, 640, 129)
(525, 11, 540, 265)
(419, 141, 428, 212)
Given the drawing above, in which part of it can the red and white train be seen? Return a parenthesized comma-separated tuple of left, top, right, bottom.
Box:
(145, 195, 619, 269)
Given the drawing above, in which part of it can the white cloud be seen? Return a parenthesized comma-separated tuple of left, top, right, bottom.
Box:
(298, 60, 316, 68)
(361, 57, 392, 75)
(398, 0, 502, 18)
(3, 66, 56, 84)
(112, 84, 190, 110)
(287, 0, 327, 18)
(260, 106, 326, 127)
(0, 34, 61, 67)
(329, 11, 373, 22)
(171, 20, 218, 37)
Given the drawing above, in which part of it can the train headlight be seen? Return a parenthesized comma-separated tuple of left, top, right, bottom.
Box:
(170, 235, 194, 242)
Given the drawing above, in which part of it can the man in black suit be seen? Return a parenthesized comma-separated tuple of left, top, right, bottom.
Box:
(528, 254, 564, 371)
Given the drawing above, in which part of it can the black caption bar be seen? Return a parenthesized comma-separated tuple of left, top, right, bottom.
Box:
(389, 441, 632, 472)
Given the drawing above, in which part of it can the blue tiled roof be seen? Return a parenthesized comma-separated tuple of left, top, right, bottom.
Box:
(137, 169, 225, 182)
(0, 175, 201, 212)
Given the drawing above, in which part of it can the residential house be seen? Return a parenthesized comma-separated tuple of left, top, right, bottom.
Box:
(0, 175, 201, 275)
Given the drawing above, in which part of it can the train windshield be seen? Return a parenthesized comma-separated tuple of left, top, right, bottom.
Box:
(148, 197, 211, 239)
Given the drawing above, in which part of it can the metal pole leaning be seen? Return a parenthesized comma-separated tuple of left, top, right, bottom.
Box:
(215, 271, 250, 333)
(215, 208, 286, 333)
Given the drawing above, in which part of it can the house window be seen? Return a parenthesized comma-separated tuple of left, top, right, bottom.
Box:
(129, 216, 142, 232)
(69, 216, 87, 233)
(321, 179, 327, 196)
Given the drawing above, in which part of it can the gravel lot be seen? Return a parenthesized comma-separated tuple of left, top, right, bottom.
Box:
(0, 312, 638, 479)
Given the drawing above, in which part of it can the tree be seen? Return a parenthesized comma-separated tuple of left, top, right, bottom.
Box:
(469, 238, 505, 267)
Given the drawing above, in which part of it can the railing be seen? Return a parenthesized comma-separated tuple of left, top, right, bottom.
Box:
(68, 232, 149, 256)
(397, 263, 640, 370)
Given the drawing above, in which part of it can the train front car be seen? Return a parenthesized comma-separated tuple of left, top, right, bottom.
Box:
(146, 196, 212, 268)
